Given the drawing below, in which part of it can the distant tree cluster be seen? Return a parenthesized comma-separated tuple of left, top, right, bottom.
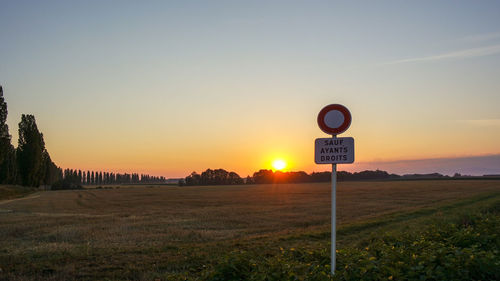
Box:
(402, 173, 448, 179)
(253, 170, 310, 184)
(248, 169, 402, 184)
(181, 168, 243, 186)
(251, 169, 326, 184)
(337, 170, 401, 181)
(180, 168, 450, 186)
(0, 86, 63, 187)
(251, 169, 449, 184)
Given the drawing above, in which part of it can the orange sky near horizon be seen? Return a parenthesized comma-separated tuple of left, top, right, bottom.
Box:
(33, 106, 499, 178)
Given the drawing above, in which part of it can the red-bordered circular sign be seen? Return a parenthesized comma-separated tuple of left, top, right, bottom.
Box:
(317, 104, 351, 135)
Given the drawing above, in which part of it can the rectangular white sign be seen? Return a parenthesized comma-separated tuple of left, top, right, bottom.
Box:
(314, 137, 355, 164)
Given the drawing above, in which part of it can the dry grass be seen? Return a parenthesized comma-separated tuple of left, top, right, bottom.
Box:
(0, 180, 499, 280)
(0, 185, 36, 201)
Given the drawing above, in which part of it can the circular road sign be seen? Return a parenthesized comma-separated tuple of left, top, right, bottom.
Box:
(317, 104, 351, 135)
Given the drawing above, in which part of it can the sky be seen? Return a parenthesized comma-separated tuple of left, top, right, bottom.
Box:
(1, 0, 500, 177)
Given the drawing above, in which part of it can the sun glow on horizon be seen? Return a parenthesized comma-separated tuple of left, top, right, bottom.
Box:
(272, 159, 287, 171)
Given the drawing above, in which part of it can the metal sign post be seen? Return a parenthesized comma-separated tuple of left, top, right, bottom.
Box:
(331, 134, 337, 274)
(315, 104, 354, 275)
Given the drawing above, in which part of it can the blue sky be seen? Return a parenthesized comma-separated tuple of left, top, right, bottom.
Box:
(1, 1, 500, 177)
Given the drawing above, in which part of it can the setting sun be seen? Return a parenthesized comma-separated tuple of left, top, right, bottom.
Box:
(272, 159, 287, 171)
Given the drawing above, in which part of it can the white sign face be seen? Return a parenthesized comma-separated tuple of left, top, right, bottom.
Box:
(324, 110, 345, 129)
(314, 137, 354, 164)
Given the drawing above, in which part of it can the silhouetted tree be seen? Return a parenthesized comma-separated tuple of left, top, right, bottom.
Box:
(0, 86, 17, 184)
(310, 171, 331, 182)
(228, 172, 243, 185)
(78, 170, 82, 184)
(41, 151, 62, 185)
(53, 168, 82, 189)
(252, 169, 274, 184)
(185, 172, 201, 186)
(184, 169, 242, 186)
(245, 176, 254, 184)
(16, 114, 46, 187)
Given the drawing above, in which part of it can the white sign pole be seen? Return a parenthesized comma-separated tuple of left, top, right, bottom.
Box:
(331, 134, 337, 275)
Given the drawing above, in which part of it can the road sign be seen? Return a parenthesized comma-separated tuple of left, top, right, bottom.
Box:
(315, 104, 354, 276)
(317, 104, 351, 135)
(315, 137, 354, 164)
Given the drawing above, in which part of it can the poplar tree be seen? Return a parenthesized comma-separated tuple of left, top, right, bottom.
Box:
(17, 114, 46, 186)
(0, 86, 17, 183)
(42, 151, 62, 185)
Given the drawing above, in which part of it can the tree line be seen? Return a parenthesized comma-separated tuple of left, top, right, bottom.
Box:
(181, 168, 451, 186)
(0, 86, 167, 188)
(60, 169, 167, 187)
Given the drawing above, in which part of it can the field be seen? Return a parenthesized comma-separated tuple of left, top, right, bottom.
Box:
(0, 180, 499, 280)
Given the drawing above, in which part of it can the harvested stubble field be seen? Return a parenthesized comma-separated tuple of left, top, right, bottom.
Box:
(0, 180, 499, 280)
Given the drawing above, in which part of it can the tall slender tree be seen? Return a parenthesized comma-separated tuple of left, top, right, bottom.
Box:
(42, 151, 62, 185)
(78, 170, 82, 184)
(0, 86, 17, 183)
(17, 114, 46, 187)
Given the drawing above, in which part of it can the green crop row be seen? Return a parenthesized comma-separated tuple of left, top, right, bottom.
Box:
(201, 202, 499, 281)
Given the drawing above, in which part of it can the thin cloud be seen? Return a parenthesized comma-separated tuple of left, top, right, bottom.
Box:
(383, 44, 500, 65)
